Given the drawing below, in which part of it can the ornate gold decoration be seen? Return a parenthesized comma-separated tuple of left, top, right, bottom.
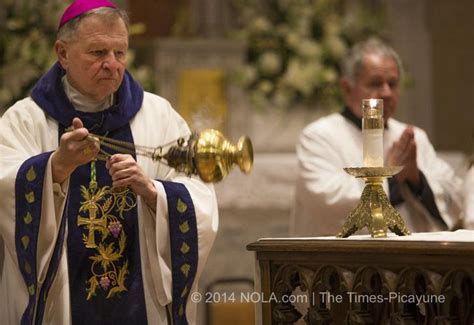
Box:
(177, 198, 187, 213)
(78, 207, 107, 249)
(176, 129, 253, 183)
(181, 264, 191, 277)
(179, 221, 190, 234)
(24, 212, 32, 225)
(28, 284, 35, 296)
(77, 181, 137, 300)
(70, 128, 254, 183)
(344, 166, 403, 178)
(26, 166, 37, 182)
(25, 192, 35, 204)
(21, 235, 30, 250)
(337, 167, 410, 238)
(180, 242, 190, 255)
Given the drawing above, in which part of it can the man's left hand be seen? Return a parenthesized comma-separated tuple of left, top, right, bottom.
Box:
(106, 154, 157, 208)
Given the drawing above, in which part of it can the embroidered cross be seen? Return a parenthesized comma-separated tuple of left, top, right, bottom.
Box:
(78, 205, 107, 248)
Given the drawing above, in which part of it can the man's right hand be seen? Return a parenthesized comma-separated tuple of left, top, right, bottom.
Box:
(386, 126, 421, 189)
(51, 117, 99, 184)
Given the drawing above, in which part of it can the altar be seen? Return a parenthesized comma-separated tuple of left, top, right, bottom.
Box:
(247, 230, 474, 324)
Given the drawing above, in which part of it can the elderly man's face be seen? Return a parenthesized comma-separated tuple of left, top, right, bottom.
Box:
(342, 53, 400, 120)
(56, 15, 128, 102)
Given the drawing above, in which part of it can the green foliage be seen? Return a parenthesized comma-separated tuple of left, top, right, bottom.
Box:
(233, 0, 387, 109)
(0, 0, 153, 111)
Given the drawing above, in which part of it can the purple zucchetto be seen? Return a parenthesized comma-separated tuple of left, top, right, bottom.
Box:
(58, 0, 117, 30)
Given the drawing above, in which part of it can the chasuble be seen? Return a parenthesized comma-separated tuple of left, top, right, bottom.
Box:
(0, 64, 218, 325)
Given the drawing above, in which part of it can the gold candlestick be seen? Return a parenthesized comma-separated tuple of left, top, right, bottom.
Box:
(337, 167, 410, 238)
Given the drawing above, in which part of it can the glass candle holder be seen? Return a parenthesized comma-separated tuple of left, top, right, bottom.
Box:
(362, 99, 384, 167)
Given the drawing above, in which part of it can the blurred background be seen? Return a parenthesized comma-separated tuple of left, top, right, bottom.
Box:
(1, 0, 473, 323)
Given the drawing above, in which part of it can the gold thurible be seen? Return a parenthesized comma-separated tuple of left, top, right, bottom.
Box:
(163, 129, 253, 183)
(74, 127, 254, 183)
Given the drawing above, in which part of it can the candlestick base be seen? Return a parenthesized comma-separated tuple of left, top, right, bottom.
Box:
(337, 167, 411, 238)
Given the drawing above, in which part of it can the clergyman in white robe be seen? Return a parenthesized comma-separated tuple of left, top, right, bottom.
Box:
(0, 66, 218, 324)
(290, 111, 463, 237)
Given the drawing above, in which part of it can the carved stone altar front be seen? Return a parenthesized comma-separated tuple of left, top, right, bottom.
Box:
(247, 235, 474, 324)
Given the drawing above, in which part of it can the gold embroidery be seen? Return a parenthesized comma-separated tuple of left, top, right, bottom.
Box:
(77, 209, 107, 249)
(26, 166, 37, 182)
(78, 182, 137, 300)
(178, 305, 184, 316)
(180, 242, 190, 254)
(28, 284, 35, 296)
(177, 198, 187, 214)
(86, 277, 99, 300)
(179, 221, 190, 234)
(181, 263, 191, 277)
(21, 235, 30, 250)
(25, 191, 35, 204)
(24, 212, 32, 224)
(180, 286, 188, 298)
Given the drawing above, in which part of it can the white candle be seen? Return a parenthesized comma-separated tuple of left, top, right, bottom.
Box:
(362, 99, 384, 167)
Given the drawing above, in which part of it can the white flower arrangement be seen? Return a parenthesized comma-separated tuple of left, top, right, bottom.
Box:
(233, 0, 385, 109)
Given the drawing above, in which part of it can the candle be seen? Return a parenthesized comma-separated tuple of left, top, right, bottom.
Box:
(362, 99, 384, 167)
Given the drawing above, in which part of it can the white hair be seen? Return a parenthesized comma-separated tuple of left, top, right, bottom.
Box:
(341, 38, 404, 83)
